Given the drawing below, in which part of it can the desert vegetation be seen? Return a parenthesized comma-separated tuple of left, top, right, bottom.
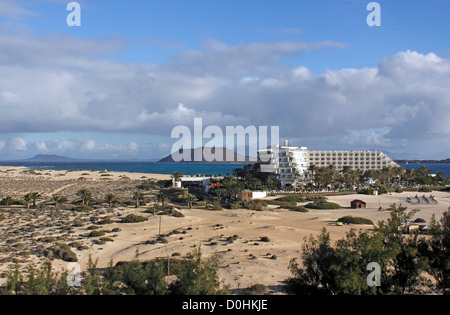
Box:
(284, 207, 450, 295)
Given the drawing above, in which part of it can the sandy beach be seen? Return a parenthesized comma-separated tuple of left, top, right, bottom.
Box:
(1, 166, 449, 293)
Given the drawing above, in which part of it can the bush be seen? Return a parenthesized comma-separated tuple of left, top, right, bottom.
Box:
(145, 204, 174, 214)
(136, 182, 158, 190)
(121, 214, 148, 223)
(98, 217, 115, 225)
(100, 237, 114, 242)
(226, 235, 239, 243)
(338, 216, 374, 225)
(74, 205, 93, 212)
(275, 195, 306, 203)
(46, 243, 78, 262)
(193, 200, 207, 207)
(146, 206, 184, 217)
(212, 200, 223, 210)
(245, 201, 264, 211)
(305, 200, 341, 209)
(419, 186, 433, 193)
(242, 283, 270, 295)
(260, 236, 270, 242)
(230, 202, 243, 209)
(290, 206, 309, 212)
(266, 200, 296, 208)
(88, 230, 106, 237)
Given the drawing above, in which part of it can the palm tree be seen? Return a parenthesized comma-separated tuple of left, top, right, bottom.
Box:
(158, 191, 169, 207)
(393, 166, 405, 186)
(340, 166, 352, 189)
(340, 165, 351, 178)
(30, 192, 41, 208)
(382, 166, 395, 186)
(104, 193, 117, 208)
(133, 191, 144, 208)
(323, 164, 338, 191)
(307, 164, 317, 184)
(185, 193, 197, 209)
(76, 189, 92, 206)
(172, 171, 182, 182)
(24, 193, 33, 210)
(3, 196, 12, 207)
(53, 195, 67, 209)
(404, 169, 416, 187)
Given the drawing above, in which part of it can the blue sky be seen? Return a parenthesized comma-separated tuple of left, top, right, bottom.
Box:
(0, 0, 450, 160)
(27, 1, 450, 69)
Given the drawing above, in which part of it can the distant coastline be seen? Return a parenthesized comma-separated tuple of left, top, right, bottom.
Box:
(394, 159, 450, 164)
(1, 155, 450, 178)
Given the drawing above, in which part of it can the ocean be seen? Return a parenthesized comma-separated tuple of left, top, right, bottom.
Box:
(397, 163, 450, 178)
(0, 161, 449, 178)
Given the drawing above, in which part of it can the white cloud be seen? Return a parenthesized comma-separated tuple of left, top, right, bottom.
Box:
(129, 142, 138, 152)
(0, 21, 449, 158)
(0, 1, 37, 20)
(56, 139, 76, 151)
(35, 141, 48, 152)
(81, 139, 96, 151)
(9, 137, 27, 151)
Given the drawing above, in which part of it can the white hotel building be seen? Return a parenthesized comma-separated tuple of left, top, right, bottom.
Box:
(258, 140, 399, 188)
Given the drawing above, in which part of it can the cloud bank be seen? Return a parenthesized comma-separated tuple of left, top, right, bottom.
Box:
(0, 23, 449, 159)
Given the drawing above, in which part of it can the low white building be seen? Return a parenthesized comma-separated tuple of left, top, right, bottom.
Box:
(241, 190, 267, 201)
(173, 176, 211, 189)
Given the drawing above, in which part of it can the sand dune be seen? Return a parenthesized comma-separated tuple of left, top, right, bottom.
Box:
(1, 166, 449, 293)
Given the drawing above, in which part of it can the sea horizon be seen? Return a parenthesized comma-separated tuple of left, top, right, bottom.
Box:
(0, 161, 449, 178)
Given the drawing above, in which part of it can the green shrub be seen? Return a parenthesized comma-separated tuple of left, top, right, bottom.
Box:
(50, 243, 78, 262)
(395, 188, 404, 193)
(136, 182, 158, 190)
(193, 200, 207, 207)
(100, 237, 114, 242)
(145, 205, 174, 214)
(212, 200, 223, 210)
(242, 283, 270, 295)
(359, 188, 375, 195)
(419, 186, 432, 193)
(305, 196, 327, 202)
(98, 217, 115, 225)
(260, 236, 270, 242)
(266, 200, 296, 208)
(305, 200, 341, 209)
(290, 206, 309, 212)
(338, 216, 373, 225)
(251, 199, 268, 207)
(275, 195, 306, 203)
(121, 214, 148, 223)
(245, 201, 264, 211)
(230, 202, 243, 209)
(226, 235, 239, 243)
(74, 205, 93, 212)
(88, 230, 106, 237)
